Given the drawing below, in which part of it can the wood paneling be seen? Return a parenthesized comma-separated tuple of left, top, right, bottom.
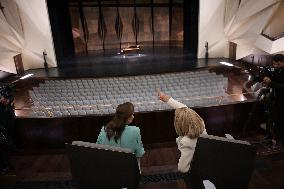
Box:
(15, 102, 263, 149)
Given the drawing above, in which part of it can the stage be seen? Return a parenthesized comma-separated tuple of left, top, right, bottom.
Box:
(24, 46, 231, 78)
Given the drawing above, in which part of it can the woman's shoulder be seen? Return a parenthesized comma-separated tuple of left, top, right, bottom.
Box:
(124, 125, 140, 133)
(100, 126, 105, 131)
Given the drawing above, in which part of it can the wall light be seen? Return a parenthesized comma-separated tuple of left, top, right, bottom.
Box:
(20, 73, 34, 80)
(220, 61, 234, 67)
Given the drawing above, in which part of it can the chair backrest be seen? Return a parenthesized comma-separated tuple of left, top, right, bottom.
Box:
(66, 141, 140, 189)
(190, 135, 256, 189)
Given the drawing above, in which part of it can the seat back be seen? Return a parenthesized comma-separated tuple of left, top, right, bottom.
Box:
(190, 135, 256, 189)
(66, 141, 140, 189)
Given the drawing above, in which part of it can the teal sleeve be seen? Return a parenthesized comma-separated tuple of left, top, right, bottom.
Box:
(135, 128, 145, 157)
(96, 126, 104, 144)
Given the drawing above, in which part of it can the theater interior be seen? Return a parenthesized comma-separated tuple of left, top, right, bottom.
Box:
(0, 0, 284, 189)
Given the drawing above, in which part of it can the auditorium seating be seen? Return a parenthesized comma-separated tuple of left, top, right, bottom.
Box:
(66, 141, 140, 189)
(190, 135, 256, 189)
(67, 136, 255, 189)
(29, 70, 230, 117)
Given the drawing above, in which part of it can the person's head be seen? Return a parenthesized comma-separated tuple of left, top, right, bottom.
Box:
(174, 107, 205, 139)
(272, 54, 284, 68)
(105, 102, 134, 142)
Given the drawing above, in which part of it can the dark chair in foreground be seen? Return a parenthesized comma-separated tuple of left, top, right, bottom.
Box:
(190, 135, 256, 189)
(66, 141, 140, 189)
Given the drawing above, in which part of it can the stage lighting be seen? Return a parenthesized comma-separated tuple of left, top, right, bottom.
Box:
(220, 61, 234, 67)
(20, 73, 34, 80)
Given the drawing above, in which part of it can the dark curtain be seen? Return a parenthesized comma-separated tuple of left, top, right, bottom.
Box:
(183, 0, 199, 58)
(46, 0, 75, 66)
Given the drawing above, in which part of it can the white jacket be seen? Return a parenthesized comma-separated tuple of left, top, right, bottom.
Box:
(167, 98, 207, 173)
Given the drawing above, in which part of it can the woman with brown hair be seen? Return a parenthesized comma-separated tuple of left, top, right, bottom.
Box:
(96, 102, 145, 158)
(158, 91, 207, 173)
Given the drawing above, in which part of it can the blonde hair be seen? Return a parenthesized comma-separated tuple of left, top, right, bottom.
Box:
(174, 107, 205, 139)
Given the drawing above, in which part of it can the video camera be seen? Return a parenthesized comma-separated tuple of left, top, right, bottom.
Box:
(252, 65, 277, 83)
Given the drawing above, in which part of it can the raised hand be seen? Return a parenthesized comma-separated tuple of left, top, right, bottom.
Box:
(157, 90, 170, 102)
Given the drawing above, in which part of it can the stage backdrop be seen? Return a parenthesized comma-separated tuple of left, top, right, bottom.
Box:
(68, 0, 184, 54)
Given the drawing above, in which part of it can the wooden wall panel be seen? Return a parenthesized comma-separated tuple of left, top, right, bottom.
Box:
(15, 102, 264, 149)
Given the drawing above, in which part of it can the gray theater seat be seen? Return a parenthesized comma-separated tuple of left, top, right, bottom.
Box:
(190, 135, 256, 189)
(30, 71, 230, 117)
(66, 141, 140, 189)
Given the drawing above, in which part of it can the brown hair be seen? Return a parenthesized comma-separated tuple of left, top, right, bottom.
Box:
(174, 107, 205, 139)
(105, 102, 134, 142)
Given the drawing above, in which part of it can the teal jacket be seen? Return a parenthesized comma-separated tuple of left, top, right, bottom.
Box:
(96, 125, 145, 157)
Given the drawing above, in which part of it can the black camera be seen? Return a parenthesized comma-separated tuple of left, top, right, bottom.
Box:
(252, 66, 276, 83)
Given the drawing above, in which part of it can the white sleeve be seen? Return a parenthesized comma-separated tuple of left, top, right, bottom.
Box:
(167, 97, 187, 109)
(177, 142, 195, 173)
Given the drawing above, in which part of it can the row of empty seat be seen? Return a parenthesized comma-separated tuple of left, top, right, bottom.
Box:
(29, 70, 230, 117)
(67, 135, 256, 189)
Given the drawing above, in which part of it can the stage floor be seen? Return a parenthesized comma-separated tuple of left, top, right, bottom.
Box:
(27, 58, 231, 78)
(24, 48, 232, 78)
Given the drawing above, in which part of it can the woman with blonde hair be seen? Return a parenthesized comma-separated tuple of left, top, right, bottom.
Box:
(96, 102, 145, 158)
(158, 91, 207, 173)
